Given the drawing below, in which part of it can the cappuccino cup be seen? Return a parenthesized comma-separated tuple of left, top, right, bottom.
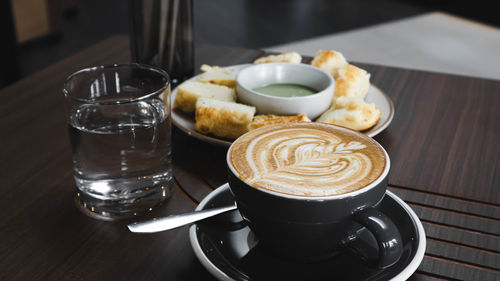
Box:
(227, 122, 402, 268)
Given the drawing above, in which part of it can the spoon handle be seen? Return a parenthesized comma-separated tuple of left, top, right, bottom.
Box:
(127, 205, 237, 233)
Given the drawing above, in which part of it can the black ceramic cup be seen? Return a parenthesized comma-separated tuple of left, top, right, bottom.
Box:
(227, 125, 402, 268)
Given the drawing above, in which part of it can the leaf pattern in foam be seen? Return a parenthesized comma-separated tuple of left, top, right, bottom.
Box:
(334, 141, 367, 154)
(262, 140, 369, 180)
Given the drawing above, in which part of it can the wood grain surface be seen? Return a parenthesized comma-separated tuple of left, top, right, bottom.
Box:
(0, 35, 499, 281)
(360, 63, 500, 205)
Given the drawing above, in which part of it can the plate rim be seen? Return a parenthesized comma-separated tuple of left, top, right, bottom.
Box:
(189, 184, 426, 281)
(171, 64, 395, 147)
(365, 84, 395, 138)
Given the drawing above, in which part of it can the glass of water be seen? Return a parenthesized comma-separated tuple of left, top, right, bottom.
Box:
(63, 64, 172, 220)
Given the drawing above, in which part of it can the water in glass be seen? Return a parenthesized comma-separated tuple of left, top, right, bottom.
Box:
(68, 99, 172, 219)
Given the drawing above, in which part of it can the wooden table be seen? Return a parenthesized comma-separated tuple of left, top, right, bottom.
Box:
(1, 35, 498, 281)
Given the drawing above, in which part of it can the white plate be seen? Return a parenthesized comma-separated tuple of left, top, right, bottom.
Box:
(171, 64, 395, 146)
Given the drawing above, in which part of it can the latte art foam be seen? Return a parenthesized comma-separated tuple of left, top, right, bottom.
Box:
(230, 123, 386, 197)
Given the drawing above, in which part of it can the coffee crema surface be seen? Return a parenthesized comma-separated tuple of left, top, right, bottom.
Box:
(229, 122, 386, 197)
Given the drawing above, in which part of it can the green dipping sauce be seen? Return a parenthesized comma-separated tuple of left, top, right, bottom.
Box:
(253, 83, 317, 97)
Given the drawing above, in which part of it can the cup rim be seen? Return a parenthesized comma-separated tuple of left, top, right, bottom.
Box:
(235, 62, 335, 101)
(227, 123, 390, 201)
(62, 63, 170, 105)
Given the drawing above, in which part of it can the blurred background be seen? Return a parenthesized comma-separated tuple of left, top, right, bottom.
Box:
(2, 0, 498, 87)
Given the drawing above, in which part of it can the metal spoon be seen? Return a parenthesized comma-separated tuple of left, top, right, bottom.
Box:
(127, 204, 237, 233)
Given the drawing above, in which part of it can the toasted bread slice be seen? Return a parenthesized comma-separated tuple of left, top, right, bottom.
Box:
(249, 113, 311, 130)
(316, 96, 381, 131)
(334, 64, 371, 99)
(194, 98, 256, 140)
(253, 52, 302, 64)
(197, 64, 236, 88)
(311, 50, 348, 79)
(174, 81, 236, 114)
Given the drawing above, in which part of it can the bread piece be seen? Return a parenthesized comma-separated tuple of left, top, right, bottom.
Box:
(316, 96, 381, 131)
(253, 52, 302, 64)
(195, 98, 256, 140)
(197, 64, 236, 88)
(174, 81, 236, 114)
(311, 50, 348, 79)
(334, 64, 371, 99)
(249, 113, 311, 130)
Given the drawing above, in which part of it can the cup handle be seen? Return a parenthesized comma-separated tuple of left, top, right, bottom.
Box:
(352, 207, 403, 269)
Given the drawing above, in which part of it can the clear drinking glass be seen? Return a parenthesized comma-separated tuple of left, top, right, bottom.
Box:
(63, 64, 172, 220)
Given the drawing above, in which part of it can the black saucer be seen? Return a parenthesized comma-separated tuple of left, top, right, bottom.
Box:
(189, 184, 425, 281)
